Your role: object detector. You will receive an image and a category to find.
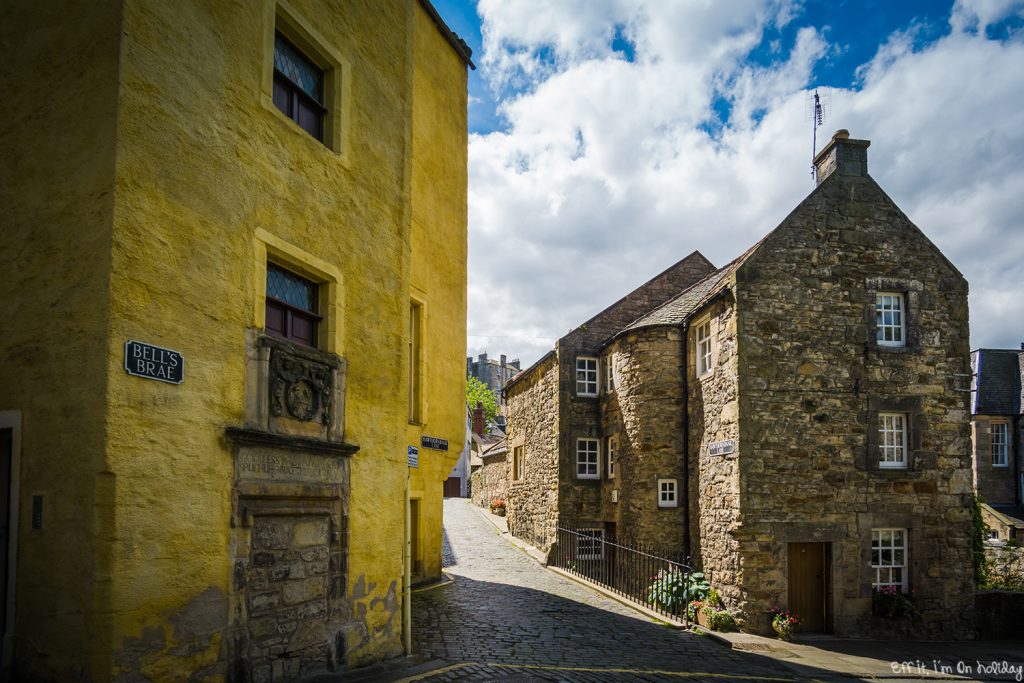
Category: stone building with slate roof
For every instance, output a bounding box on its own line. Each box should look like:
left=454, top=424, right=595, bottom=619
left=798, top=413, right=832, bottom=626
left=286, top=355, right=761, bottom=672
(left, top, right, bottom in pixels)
left=505, top=131, right=975, bottom=639
left=971, top=347, right=1024, bottom=543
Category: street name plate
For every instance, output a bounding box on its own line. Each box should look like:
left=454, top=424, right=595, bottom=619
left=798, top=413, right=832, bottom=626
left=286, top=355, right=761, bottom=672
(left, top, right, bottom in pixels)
left=421, top=436, right=448, bottom=451
left=407, top=446, right=419, bottom=468
left=124, top=340, right=184, bottom=384
left=708, top=439, right=735, bottom=456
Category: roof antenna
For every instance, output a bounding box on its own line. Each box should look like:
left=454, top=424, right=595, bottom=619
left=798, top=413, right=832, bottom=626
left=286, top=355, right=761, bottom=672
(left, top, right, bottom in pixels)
left=808, top=89, right=830, bottom=183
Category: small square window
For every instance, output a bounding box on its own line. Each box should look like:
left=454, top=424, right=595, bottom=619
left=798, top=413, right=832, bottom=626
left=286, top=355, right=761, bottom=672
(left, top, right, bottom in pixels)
left=576, top=357, right=598, bottom=396
left=577, top=528, right=604, bottom=560
left=696, top=321, right=712, bottom=376
left=878, top=413, right=908, bottom=469
left=992, top=423, right=1009, bottom=467
left=871, top=528, right=907, bottom=591
left=266, top=264, right=320, bottom=347
left=576, top=438, right=599, bottom=479
left=658, top=478, right=678, bottom=508
left=605, top=436, right=617, bottom=479
left=273, top=33, right=326, bottom=142
left=876, top=293, right=905, bottom=347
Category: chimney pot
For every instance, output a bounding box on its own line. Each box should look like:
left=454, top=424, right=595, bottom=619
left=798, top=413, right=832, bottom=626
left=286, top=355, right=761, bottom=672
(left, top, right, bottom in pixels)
left=472, top=402, right=486, bottom=435
left=833, top=129, right=850, bottom=140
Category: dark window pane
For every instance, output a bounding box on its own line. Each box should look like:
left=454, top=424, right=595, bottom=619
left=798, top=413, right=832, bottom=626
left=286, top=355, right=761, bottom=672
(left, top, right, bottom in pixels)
left=272, top=77, right=291, bottom=116
left=265, top=302, right=285, bottom=335
left=267, top=265, right=315, bottom=312
left=291, top=312, right=315, bottom=346
left=297, top=101, right=322, bottom=140
left=274, top=33, right=323, bottom=104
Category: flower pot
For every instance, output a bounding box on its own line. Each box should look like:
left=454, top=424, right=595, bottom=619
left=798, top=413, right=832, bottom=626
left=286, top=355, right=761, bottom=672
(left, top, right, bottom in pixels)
left=696, top=610, right=712, bottom=629
left=492, top=507, right=506, bottom=517
left=772, top=622, right=794, bottom=641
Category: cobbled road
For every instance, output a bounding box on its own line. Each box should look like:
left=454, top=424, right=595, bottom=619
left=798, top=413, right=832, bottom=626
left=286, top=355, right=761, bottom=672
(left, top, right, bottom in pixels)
left=407, top=499, right=824, bottom=683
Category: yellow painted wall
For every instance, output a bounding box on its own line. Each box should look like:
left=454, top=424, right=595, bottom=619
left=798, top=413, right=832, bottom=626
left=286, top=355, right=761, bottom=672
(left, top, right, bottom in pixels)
left=406, top=3, right=469, bottom=585
left=0, top=1, right=123, bottom=678
left=2, top=0, right=468, bottom=679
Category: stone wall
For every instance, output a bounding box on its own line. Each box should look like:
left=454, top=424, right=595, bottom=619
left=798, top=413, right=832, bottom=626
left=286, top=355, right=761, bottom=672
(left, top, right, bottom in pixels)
left=975, top=590, right=1024, bottom=639
left=472, top=452, right=509, bottom=509
left=732, top=141, right=974, bottom=639
left=603, top=328, right=688, bottom=556
left=972, top=416, right=1017, bottom=504
left=506, top=353, right=560, bottom=550
left=686, top=297, right=743, bottom=603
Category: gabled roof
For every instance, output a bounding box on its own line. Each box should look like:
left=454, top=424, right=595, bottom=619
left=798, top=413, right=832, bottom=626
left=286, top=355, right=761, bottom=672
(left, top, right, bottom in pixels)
left=972, top=348, right=1023, bottom=416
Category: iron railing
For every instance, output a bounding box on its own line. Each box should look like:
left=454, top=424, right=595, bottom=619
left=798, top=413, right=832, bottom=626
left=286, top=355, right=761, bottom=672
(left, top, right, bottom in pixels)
left=550, top=526, right=693, bottom=624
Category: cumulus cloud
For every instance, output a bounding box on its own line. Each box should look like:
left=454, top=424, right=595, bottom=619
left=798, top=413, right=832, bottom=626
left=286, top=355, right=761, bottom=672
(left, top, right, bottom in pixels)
left=467, top=1, right=1024, bottom=366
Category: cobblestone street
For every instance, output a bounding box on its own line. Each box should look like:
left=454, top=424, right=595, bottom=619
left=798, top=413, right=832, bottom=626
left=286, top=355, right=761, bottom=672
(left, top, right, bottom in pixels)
left=405, top=499, right=819, bottom=682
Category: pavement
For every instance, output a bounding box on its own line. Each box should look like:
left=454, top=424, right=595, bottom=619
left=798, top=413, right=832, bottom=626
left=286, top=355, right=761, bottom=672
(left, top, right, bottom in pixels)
left=317, top=499, right=1024, bottom=682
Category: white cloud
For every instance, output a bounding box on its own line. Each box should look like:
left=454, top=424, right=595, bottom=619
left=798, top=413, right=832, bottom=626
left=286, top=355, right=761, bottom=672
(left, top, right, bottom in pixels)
left=467, top=1, right=1024, bottom=366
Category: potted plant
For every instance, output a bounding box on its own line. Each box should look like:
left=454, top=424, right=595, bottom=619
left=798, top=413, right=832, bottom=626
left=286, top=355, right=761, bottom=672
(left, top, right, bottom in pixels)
left=489, top=498, right=506, bottom=516
left=770, top=606, right=800, bottom=640
left=692, top=589, right=738, bottom=631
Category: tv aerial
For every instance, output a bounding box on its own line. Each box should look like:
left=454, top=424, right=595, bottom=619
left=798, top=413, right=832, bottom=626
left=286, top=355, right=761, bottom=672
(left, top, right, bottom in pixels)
left=807, top=89, right=831, bottom=183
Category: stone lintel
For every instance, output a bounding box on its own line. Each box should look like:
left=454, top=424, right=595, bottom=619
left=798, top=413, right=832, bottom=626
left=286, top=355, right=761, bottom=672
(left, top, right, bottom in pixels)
left=226, top=426, right=359, bottom=457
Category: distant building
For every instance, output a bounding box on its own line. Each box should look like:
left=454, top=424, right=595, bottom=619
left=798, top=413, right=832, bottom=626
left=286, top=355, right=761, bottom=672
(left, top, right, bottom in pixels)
left=506, top=132, right=975, bottom=639
left=468, top=353, right=521, bottom=403
left=971, top=346, right=1024, bottom=543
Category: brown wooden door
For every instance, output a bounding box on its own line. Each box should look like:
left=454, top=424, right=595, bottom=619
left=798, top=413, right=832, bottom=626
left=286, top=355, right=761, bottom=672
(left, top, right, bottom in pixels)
left=788, top=542, right=828, bottom=633
left=443, top=477, right=461, bottom=498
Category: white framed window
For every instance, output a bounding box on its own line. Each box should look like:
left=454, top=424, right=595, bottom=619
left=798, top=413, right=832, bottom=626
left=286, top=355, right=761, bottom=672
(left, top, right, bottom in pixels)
left=576, top=357, right=598, bottom=396
left=658, top=478, right=678, bottom=508
left=576, top=438, right=600, bottom=479
left=992, top=422, right=1009, bottom=467
left=513, top=445, right=525, bottom=481
left=606, top=435, right=617, bottom=479
left=577, top=528, right=604, bottom=560
left=876, top=292, right=905, bottom=347
left=696, top=320, right=712, bottom=376
left=605, top=354, right=615, bottom=392
left=879, top=413, right=908, bottom=469
left=871, top=528, right=907, bottom=591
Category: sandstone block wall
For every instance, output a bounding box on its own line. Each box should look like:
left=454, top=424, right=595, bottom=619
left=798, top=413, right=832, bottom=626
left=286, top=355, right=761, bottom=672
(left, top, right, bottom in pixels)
left=506, top=354, right=560, bottom=550
left=732, top=167, right=974, bottom=639
left=472, top=454, right=509, bottom=509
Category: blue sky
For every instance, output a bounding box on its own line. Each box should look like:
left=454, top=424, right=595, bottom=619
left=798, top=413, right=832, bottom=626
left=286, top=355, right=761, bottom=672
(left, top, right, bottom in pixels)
left=433, top=0, right=1024, bottom=367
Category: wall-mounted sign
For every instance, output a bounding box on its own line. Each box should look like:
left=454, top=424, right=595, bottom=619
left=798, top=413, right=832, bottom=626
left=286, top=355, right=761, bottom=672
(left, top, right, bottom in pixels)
left=407, top=446, right=419, bottom=468
left=124, top=340, right=184, bottom=384
left=708, top=439, right=736, bottom=456
left=421, top=436, right=448, bottom=451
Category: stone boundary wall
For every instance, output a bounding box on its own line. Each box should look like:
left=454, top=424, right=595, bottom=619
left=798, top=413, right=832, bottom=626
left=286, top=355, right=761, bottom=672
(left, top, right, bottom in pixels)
left=975, top=590, right=1024, bottom=639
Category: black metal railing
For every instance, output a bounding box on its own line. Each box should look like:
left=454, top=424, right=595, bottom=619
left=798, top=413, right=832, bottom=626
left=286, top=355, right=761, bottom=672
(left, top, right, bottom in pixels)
left=550, top=526, right=693, bottom=624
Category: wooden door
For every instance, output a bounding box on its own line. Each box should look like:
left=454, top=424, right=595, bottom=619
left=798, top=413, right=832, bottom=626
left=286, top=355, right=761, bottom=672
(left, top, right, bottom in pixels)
left=788, top=542, right=828, bottom=633
left=443, top=477, right=461, bottom=498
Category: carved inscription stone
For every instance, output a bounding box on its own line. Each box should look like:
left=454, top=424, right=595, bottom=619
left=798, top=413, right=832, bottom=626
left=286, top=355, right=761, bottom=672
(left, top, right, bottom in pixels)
left=237, top=448, right=343, bottom=484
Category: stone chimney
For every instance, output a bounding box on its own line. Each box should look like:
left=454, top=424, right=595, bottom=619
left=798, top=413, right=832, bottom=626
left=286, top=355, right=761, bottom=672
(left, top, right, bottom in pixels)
left=472, top=401, right=486, bottom=435
left=814, top=129, right=870, bottom=185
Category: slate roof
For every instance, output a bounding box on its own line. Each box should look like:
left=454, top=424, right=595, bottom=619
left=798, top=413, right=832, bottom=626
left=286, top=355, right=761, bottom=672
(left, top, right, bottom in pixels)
left=616, top=239, right=764, bottom=337
left=973, top=349, right=1023, bottom=416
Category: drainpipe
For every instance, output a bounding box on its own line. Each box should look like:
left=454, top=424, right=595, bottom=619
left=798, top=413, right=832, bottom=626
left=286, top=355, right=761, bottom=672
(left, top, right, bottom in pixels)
left=404, top=469, right=412, bottom=655
left=680, top=320, right=691, bottom=562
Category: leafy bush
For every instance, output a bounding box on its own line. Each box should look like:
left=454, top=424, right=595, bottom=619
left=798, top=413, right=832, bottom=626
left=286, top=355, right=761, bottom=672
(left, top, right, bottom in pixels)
left=705, top=608, right=738, bottom=632
left=872, top=586, right=916, bottom=619
left=984, top=547, right=1024, bottom=591
left=648, top=569, right=709, bottom=611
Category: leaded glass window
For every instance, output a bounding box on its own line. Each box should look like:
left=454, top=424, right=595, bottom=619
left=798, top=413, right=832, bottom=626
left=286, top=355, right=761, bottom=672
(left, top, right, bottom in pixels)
left=272, top=33, right=326, bottom=141
left=266, top=264, right=319, bottom=347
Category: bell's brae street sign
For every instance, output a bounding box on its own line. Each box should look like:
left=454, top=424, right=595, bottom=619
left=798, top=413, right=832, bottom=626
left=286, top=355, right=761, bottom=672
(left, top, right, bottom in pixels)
left=124, top=340, right=184, bottom=384
left=421, top=436, right=448, bottom=451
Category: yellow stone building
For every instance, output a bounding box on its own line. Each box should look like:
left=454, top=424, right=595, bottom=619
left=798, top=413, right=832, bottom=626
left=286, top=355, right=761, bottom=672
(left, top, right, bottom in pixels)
left=0, top=0, right=470, bottom=680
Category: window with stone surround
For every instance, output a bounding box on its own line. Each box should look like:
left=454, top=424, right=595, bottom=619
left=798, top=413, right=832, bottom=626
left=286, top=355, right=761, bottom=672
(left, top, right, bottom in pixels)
left=875, top=292, right=905, bottom=348
left=273, top=32, right=326, bottom=142
left=604, top=354, right=615, bottom=392
left=658, top=478, right=678, bottom=508
left=871, top=528, right=907, bottom=591
left=696, top=319, right=712, bottom=376
left=576, top=438, right=599, bottom=479
left=408, top=300, right=423, bottom=424
left=878, top=413, right=908, bottom=469
left=266, top=263, right=320, bottom=347
left=513, top=445, right=525, bottom=481
left=576, top=357, right=598, bottom=396
left=606, top=435, right=617, bottom=479
left=577, top=528, right=604, bottom=560
left=992, top=422, right=1009, bottom=467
